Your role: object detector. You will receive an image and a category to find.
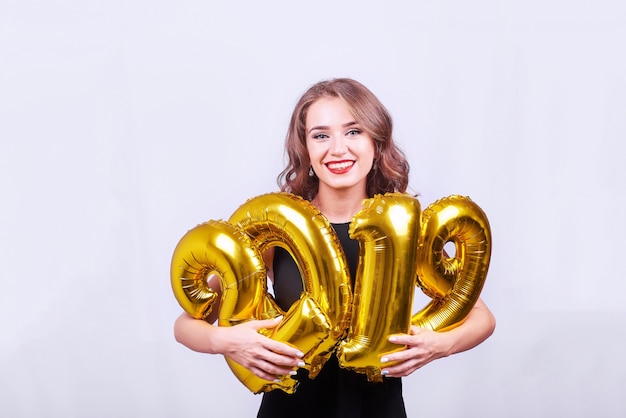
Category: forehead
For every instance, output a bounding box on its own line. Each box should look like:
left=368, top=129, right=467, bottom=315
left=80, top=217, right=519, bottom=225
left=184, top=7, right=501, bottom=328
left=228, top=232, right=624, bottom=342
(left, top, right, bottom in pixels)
left=305, top=97, right=356, bottom=127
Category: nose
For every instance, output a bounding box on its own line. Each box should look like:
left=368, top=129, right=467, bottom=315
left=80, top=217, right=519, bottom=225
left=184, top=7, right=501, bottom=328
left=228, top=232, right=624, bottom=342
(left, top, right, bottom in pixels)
left=330, top=136, right=347, bottom=156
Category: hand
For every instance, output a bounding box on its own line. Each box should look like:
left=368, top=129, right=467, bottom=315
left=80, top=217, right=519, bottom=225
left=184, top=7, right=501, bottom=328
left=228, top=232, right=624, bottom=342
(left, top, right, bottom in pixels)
left=380, top=325, right=450, bottom=378
left=215, top=317, right=305, bottom=381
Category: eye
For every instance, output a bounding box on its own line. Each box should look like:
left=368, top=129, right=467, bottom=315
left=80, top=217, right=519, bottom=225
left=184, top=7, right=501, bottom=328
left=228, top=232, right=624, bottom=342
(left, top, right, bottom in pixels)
left=312, top=133, right=329, bottom=140
left=346, top=129, right=361, bottom=136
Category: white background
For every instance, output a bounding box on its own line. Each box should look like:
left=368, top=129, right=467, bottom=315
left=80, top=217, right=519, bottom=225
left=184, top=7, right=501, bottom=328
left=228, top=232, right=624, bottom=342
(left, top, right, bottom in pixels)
left=1, top=1, right=625, bottom=417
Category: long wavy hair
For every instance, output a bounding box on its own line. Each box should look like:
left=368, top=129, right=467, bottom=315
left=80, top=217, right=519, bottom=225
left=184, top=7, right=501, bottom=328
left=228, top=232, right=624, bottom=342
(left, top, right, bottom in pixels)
left=277, top=78, right=410, bottom=201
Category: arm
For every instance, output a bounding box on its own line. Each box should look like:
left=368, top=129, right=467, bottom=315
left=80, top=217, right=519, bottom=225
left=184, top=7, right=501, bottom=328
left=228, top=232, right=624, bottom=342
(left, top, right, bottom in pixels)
left=380, top=297, right=496, bottom=378
left=173, top=272, right=304, bottom=382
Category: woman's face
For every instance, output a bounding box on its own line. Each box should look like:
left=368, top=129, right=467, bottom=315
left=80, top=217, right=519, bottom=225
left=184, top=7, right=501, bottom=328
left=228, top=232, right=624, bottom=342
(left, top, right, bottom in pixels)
left=305, top=97, right=376, bottom=197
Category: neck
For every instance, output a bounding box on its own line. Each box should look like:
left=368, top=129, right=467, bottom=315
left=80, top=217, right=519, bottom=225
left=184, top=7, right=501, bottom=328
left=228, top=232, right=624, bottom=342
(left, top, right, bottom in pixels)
left=312, top=187, right=368, bottom=223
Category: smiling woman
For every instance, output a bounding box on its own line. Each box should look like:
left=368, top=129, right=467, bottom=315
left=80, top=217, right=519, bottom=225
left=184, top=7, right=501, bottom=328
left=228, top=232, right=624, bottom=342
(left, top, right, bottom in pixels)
left=278, top=78, right=409, bottom=207
left=305, top=97, right=377, bottom=221
left=173, top=78, right=496, bottom=418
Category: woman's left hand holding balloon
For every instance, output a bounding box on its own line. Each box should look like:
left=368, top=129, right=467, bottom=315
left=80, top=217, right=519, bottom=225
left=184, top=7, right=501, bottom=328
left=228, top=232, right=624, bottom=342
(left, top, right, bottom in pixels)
left=380, top=298, right=495, bottom=378
left=379, top=325, right=451, bottom=378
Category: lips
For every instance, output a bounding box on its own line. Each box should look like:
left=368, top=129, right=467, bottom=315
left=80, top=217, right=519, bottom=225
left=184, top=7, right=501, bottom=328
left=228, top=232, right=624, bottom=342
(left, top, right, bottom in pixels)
left=325, top=160, right=354, bottom=174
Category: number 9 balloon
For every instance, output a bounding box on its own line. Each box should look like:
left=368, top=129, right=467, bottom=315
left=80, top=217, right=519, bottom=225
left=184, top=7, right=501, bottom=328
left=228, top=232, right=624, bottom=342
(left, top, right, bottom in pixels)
left=412, top=195, right=492, bottom=331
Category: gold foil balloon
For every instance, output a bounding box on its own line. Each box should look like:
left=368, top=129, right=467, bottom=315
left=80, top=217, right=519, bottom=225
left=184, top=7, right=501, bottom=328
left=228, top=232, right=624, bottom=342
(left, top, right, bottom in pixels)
left=337, top=193, right=421, bottom=381
left=171, top=192, right=491, bottom=393
left=170, top=216, right=330, bottom=394
left=228, top=192, right=352, bottom=379
left=170, top=220, right=266, bottom=320
left=412, top=195, right=492, bottom=331
left=227, top=294, right=332, bottom=394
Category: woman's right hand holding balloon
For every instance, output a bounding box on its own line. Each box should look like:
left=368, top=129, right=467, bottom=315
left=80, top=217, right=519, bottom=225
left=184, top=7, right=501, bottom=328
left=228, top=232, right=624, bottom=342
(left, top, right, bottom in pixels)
left=208, top=317, right=305, bottom=382
left=174, top=313, right=305, bottom=381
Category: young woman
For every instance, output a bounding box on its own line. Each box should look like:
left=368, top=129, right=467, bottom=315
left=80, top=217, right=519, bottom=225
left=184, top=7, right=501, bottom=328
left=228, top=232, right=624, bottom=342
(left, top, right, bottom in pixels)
left=174, top=78, right=496, bottom=418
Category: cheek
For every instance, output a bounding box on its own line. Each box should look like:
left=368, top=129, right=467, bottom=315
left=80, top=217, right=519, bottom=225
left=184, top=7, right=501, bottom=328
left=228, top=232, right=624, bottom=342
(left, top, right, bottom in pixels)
left=306, top=142, right=324, bottom=162
left=362, top=141, right=377, bottom=162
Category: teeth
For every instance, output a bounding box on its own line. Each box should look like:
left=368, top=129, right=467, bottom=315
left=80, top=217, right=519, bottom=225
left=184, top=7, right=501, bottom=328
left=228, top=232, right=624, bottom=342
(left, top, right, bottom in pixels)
left=327, top=161, right=353, bottom=170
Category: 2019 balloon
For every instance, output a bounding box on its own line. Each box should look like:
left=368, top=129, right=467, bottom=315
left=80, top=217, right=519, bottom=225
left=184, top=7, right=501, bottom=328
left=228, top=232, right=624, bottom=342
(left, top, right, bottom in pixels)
left=170, top=192, right=491, bottom=393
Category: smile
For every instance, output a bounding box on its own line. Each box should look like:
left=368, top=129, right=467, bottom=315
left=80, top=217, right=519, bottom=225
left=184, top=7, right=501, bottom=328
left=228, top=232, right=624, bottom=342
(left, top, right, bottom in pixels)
left=326, top=161, right=354, bottom=174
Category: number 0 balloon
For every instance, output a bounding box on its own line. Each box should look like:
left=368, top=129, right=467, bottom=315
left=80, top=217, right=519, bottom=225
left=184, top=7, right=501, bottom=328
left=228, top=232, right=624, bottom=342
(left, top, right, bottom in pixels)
left=228, top=192, right=352, bottom=383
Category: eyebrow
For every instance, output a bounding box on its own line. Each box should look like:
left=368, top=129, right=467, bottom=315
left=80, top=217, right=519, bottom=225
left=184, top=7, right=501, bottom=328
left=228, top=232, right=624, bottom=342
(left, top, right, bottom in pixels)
left=308, top=121, right=359, bottom=134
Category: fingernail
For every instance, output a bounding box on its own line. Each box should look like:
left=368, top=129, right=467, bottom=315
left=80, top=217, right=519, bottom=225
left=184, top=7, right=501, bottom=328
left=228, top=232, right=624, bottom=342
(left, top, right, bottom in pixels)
left=381, top=357, right=389, bottom=363
left=296, top=351, right=304, bottom=357
left=297, top=361, right=306, bottom=367
left=273, top=378, right=281, bottom=382
left=274, top=316, right=284, bottom=322
left=289, top=370, right=298, bottom=376
left=389, top=336, right=397, bottom=342
left=381, top=370, right=389, bottom=376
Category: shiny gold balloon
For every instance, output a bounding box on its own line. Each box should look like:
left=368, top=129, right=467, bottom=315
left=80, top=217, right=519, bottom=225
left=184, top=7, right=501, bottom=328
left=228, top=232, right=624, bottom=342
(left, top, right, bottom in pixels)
left=170, top=200, right=340, bottom=394
left=337, top=193, right=421, bottom=381
left=171, top=193, right=351, bottom=394
left=171, top=192, right=491, bottom=393
left=412, top=195, right=492, bottom=331
left=227, top=294, right=331, bottom=394
left=228, top=192, right=353, bottom=379
left=170, top=220, right=266, bottom=320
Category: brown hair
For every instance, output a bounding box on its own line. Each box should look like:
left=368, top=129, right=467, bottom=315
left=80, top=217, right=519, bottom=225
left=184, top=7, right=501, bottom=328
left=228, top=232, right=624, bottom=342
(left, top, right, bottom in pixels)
left=277, top=78, right=410, bottom=200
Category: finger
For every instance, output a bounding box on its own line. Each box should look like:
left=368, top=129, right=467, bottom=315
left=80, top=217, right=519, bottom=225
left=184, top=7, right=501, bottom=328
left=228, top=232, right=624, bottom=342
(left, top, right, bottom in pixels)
left=250, top=316, right=284, bottom=330
left=253, top=358, right=299, bottom=379
left=388, top=327, right=427, bottom=345
left=261, top=338, right=305, bottom=359
left=380, top=347, right=412, bottom=365
left=248, top=365, right=281, bottom=382
left=387, top=334, right=412, bottom=345
left=382, top=367, right=414, bottom=378
left=409, top=325, right=427, bottom=335
left=381, top=360, right=420, bottom=378
left=262, top=349, right=306, bottom=368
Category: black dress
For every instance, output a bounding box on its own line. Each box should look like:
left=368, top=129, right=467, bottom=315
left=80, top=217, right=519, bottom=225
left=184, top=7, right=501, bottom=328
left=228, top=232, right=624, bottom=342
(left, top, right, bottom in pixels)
left=257, top=222, right=407, bottom=418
